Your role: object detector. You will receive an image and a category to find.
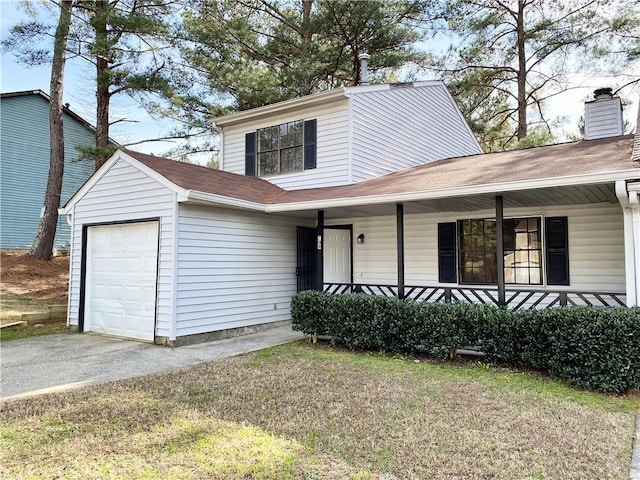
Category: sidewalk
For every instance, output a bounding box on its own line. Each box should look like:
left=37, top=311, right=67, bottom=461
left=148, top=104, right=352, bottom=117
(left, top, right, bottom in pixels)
left=1, top=323, right=305, bottom=400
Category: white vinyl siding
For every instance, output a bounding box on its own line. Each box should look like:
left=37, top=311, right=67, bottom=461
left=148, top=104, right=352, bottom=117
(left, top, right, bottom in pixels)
left=67, top=160, right=175, bottom=338
left=175, top=204, right=300, bottom=337
left=221, top=100, right=350, bottom=190
left=329, top=202, right=625, bottom=293
left=350, top=84, right=482, bottom=182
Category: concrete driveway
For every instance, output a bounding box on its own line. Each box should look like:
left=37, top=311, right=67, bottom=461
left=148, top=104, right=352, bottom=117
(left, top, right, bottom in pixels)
left=1, top=324, right=304, bottom=400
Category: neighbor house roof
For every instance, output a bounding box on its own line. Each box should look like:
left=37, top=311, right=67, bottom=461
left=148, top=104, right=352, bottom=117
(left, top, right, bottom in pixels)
left=0, top=89, right=120, bottom=146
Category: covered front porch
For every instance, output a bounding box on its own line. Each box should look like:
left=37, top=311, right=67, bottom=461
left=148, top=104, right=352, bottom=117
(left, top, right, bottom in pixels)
left=285, top=179, right=640, bottom=309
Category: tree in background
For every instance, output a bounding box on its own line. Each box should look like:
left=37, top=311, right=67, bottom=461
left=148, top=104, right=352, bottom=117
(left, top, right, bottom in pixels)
left=4, top=0, right=180, bottom=168
left=180, top=0, right=433, bottom=111
left=428, top=0, right=640, bottom=151
left=29, top=0, right=73, bottom=260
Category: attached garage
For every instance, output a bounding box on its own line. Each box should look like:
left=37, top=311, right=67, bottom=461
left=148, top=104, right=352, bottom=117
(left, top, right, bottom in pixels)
left=63, top=149, right=302, bottom=345
left=84, top=221, right=159, bottom=341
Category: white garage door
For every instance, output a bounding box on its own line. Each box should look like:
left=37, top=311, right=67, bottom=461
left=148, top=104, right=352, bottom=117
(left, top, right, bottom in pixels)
left=85, top=221, right=159, bottom=341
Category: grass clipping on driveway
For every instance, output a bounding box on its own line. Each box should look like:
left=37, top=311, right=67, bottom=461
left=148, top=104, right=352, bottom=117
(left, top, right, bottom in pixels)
left=1, top=342, right=638, bottom=480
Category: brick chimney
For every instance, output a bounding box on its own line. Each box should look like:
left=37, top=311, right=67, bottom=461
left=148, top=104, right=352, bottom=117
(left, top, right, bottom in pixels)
left=584, top=88, right=624, bottom=140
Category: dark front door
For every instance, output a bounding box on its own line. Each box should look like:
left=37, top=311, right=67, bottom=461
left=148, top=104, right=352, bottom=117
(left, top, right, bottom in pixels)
left=296, top=226, right=317, bottom=292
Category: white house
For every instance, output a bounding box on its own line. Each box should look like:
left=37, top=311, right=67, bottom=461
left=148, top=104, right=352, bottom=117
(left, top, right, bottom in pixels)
left=61, top=83, right=640, bottom=345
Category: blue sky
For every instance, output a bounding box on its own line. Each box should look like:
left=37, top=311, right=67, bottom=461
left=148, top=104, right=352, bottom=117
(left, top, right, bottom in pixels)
left=1, top=1, right=638, bottom=160
left=0, top=1, right=180, bottom=157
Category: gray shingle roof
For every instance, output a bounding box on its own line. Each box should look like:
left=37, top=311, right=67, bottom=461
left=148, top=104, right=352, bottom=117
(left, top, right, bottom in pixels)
left=125, top=134, right=637, bottom=207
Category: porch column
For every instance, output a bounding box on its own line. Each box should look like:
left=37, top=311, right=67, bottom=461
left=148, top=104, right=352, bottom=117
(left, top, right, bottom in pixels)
left=316, top=210, right=324, bottom=291
left=495, top=195, right=505, bottom=306
left=396, top=203, right=405, bottom=300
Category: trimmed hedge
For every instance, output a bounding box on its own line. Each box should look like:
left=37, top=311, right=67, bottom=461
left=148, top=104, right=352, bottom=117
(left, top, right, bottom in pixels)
left=291, top=291, right=640, bottom=393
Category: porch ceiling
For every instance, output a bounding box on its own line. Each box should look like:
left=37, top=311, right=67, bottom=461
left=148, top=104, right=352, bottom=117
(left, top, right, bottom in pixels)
left=276, top=182, right=619, bottom=220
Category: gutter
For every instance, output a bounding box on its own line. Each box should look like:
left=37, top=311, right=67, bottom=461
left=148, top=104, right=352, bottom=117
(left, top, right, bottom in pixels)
left=268, top=169, right=640, bottom=213
left=184, top=190, right=266, bottom=212
left=212, top=88, right=348, bottom=129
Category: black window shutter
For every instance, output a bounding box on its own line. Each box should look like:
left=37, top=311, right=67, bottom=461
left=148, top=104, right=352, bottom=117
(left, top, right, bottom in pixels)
left=304, top=119, right=317, bottom=170
left=245, top=132, right=256, bottom=176
left=545, top=216, right=569, bottom=285
left=438, top=222, right=457, bottom=283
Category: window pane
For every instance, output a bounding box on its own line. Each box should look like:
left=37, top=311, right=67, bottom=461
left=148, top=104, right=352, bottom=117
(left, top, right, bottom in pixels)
left=529, top=250, right=540, bottom=265
left=486, top=266, right=498, bottom=284
left=258, top=151, right=278, bottom=175
left=484, top=219, right=496, bottom=235
left=461, top=266, right=473, bottom=283
left=514, top=218, right=528, bottom=232
left=529, top=267, right=541, bottom=284
left=461, top=252, right=473, bottom=269
left=258, top=126, right=278, bottom=151
left=504, top=266, right=515, bottom=283
left=289, top=120, right=303, bottom=145
left=281, top=147, right=303, bottom=173
left=485, top=250, right=496, bottom=267
left=469, top=268, right=484, bottom=283
left=515, top=232, right=528, bottom=249
left=514, top=268, right=529, bottom=284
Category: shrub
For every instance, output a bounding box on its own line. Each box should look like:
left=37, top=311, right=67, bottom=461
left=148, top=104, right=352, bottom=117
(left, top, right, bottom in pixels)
left=290, top=292, right=640, bottom=393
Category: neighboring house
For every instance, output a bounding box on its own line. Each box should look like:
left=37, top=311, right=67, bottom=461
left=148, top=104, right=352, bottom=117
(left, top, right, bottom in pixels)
left=0, top=90, right=96, bottom=250
left=61, top=82, right=640, bottom=345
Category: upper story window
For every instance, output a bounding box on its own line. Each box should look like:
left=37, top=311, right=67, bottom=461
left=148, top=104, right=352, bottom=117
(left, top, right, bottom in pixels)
left=245, top=119, right=316, bottom=177
left=258, top=120, right=303, bottom=175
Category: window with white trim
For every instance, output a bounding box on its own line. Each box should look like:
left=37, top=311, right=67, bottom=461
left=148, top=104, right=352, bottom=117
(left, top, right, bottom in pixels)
left=457, top=217, right=542, bottom=285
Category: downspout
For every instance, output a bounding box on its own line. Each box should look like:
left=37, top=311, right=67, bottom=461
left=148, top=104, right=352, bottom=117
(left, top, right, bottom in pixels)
left=628, top=189, right=640, bottom=306
left=615, top=180, right=637, bottom=306
left=65, top=205, right=74, bottom=328
left=218, top=129, right=224, bottom=171
left=170, top=193, right=179, bottom=342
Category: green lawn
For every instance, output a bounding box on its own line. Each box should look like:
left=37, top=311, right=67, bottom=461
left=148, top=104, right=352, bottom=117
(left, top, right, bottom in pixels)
left=1, top=341, right=638, bottom=479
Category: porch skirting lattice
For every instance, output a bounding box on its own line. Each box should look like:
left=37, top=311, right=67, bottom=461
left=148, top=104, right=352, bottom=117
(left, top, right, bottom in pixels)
left=323, top=283, right=626, bottom=310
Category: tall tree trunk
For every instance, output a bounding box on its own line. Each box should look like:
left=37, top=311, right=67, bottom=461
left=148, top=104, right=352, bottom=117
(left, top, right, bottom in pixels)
left=94, top=0, right=110, bottom=169
left=300, top=0, right=314, bottom=95
left=29, top=0, right=73, bottom=260
left=516, top=0, right=527, bottom=140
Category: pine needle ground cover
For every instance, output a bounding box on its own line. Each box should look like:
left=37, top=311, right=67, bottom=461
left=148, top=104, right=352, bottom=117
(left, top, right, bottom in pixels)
left=1, top=341, right=638, bottom=479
